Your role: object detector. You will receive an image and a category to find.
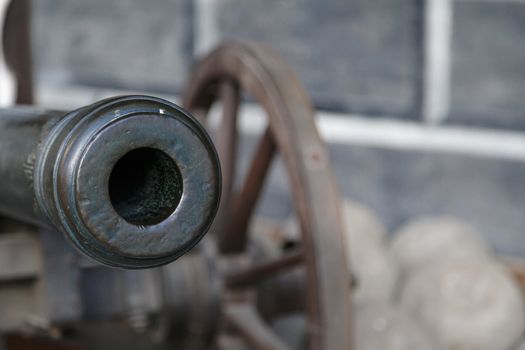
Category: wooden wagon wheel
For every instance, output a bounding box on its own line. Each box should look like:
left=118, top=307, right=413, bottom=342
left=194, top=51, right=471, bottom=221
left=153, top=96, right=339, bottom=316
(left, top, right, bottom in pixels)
left=183, top=42, right=352, bottom=350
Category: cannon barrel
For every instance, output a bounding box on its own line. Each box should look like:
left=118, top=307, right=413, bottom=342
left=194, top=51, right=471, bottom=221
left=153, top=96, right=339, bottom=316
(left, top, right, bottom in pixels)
left=0, top=95, right=221, bottom=268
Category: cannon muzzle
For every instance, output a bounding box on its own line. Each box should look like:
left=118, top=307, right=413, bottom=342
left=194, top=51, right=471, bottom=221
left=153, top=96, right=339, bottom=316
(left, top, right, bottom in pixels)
left=0, top=95, right=221, bottom=268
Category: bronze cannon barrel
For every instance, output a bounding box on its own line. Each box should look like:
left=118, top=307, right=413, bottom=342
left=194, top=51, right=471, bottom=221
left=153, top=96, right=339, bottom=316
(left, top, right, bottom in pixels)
left=0, top=95, right=221, bottom=268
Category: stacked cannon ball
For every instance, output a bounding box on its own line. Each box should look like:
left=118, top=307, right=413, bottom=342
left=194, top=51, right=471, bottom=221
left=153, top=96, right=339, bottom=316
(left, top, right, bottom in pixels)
left=336, top=200, right=525, bottom=350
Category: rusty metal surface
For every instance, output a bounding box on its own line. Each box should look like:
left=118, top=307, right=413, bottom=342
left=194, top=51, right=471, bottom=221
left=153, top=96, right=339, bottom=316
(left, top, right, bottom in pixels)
left=184, top=42, right=352, bottom=350
left=0, top=96, right=221, bottom=268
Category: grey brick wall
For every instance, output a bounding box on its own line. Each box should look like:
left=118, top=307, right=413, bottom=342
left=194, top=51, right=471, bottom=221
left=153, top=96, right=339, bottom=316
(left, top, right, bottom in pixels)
left=30, top=1, right=525, bottom=258
left=450, top=1, right=525, bottom=129
left=33, top=0, right=193, bottom=92
left=32, top=0, right=424, bottom=117
left=32, top=0, right=525, bottom=129
left=213, top=0, right=422, bottom=118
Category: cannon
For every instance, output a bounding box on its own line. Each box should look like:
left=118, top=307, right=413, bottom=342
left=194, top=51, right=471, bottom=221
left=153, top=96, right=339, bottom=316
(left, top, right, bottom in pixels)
left=0, top=96, right=221, bottom=268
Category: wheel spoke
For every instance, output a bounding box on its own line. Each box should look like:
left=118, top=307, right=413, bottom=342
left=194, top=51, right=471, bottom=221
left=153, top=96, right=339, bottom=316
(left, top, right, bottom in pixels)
left=225, top=250, right=303, bottom=289
left=217, top=80, right=239, bottom=200
left=224, top=303, right=290, bottom=350
left=219, top=127, right=276, bottom=253
left=213, top=80, right=240, bottom=233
